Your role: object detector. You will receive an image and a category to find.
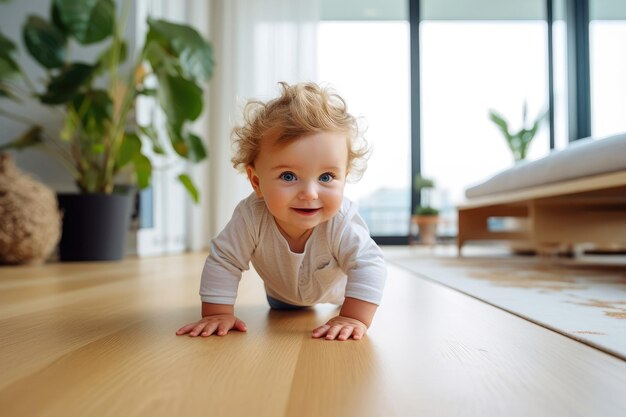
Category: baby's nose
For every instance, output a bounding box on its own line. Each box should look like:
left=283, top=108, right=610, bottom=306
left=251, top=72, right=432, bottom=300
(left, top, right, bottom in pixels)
left=298, top=181, right=318, bottom=200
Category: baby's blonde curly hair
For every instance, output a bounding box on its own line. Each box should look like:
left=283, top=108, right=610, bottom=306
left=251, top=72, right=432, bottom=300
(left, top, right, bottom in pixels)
left=231, top=82, right=369, bottom=181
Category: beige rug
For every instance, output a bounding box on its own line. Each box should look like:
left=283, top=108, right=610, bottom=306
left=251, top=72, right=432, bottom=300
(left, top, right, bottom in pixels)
left=385, top=250, right=626, bottom=360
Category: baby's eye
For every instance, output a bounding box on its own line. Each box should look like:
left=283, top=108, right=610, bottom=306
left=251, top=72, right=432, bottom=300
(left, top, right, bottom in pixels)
left=279, top=171, right=297, bottom=182
left=319, top=172, right=335, bottom=183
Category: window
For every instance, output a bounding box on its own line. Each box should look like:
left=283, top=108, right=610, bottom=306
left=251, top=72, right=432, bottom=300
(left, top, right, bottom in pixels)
left=318, top=0, right=611, bottom=243
left=590, top=0, right=626, bottom=137
left=420, top=0, right=550, bottom=234
left=317, top=1, right=411, bottom=238
left=552, top=0, right=570, bottom=150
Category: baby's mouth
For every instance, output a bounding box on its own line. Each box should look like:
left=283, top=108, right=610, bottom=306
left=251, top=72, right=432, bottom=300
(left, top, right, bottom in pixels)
left=292, top=207, right=322, bottom=216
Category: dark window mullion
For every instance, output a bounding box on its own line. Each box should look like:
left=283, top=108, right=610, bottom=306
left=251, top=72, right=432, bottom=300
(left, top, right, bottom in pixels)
left=409, top=0, right=421, bottom=216
left=547, top=0, right=556, bottom=150
left=567, top=0, right=592, bottom=140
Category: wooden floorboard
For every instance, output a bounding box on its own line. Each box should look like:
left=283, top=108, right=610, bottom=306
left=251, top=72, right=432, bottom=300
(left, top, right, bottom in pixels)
left=0, top=251, right=625, bottom=417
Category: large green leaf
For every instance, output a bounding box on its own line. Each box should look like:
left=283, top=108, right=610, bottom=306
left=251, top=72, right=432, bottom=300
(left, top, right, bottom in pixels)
left=50, top=2, right=68, bottom=37
left=116, top=132, right=142, bottom=169
left=166, top=122, right=187, bottom=158
left=156, top=69, right=203, bottom=125
left=166, top=123, right=207, bottom=162
left=0, top=126, right=43, bottom=151
left=22, top=16, right=66, bottom=69
left=73, top=89, right=113, bottom=139
left=0, top=34, right=21, bottom=96
left=139, top=125, right=165, bottom=155
left=146, top=17, right=214, bottom=83
left=177, top=173, right=199, bottom=204
left=183, top=133, right=207, bottom=163
left=143, top=42, right=179, bottom=78
left=40, top=63, right=96, bottom=104
left=53, top=0, right=114, bottom=45
left=132, top=153, right=152, bottom=189
left=0, top=31, right=21, bottom=80
left=0, top=32, right=18, bottom=59
left=0, top=56, right=20, bottom=81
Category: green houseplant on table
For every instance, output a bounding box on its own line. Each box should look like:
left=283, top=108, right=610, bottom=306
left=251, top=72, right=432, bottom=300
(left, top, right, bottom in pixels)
left=412, top=175, right=439, bottom=245
left=0, top=0, right=214, bottom=261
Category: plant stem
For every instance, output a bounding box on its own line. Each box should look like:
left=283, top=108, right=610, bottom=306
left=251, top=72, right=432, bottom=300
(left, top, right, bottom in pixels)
left=41, top=141, right=79, bottom=179
left=101, top=0, right=134, bottom=192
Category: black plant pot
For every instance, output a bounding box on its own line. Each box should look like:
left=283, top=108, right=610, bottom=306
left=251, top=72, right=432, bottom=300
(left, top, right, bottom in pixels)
left=57, top=193, right=133, bottom=261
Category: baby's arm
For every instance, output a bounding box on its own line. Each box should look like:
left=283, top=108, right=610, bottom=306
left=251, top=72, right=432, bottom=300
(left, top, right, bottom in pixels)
left=176, top=302, right=247, bottom=337
left=312, top=297, right=378, bottom=341
left=178, top=199, right=258, bottom=338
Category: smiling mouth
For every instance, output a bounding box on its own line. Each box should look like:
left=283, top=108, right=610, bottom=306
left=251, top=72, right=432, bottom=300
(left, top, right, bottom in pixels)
left=292, top=208, right=322, bottom=216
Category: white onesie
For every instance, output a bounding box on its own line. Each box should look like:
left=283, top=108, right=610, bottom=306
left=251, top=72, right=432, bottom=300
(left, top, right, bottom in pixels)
left=199, top=193, right=387, bottom=306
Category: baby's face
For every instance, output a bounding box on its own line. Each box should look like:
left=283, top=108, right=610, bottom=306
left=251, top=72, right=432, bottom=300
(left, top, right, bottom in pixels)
left=246, top=131, right=348, bottom=240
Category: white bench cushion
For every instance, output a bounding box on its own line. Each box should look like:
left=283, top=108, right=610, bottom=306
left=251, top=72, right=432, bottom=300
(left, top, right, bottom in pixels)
left=465, top=132, right=626, bottom=199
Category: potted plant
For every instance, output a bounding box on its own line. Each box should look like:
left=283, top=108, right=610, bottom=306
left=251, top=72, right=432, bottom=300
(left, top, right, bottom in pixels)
left=0, top=0, right=213, bottom=261
left=488, top=102, right=546, bottom=162
left=412, top=175, right=439, bottom=245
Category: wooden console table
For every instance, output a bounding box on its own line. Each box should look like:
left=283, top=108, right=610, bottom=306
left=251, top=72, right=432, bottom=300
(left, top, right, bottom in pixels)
left=457, top=170, right=626, bottom=255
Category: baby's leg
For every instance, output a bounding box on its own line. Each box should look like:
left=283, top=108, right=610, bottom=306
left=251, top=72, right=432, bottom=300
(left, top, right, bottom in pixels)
left=266, top=295, right=309, bottom=310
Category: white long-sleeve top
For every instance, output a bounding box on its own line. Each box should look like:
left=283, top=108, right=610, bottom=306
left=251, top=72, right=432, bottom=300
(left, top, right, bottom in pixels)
left=199, top=193, right=387, bottom=306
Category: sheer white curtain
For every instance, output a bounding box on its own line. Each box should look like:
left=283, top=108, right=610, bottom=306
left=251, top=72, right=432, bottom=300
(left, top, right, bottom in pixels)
left=134, top=0, right=191, bottom=256
left=186, top=0, right=320, bottom=250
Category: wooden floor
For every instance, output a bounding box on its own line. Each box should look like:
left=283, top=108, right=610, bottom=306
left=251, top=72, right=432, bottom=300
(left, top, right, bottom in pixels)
left=1, top=249, right=625, bottom=417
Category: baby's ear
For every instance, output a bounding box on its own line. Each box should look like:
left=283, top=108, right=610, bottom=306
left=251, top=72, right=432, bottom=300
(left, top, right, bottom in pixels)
left=246, top=165, right=262, bottom=197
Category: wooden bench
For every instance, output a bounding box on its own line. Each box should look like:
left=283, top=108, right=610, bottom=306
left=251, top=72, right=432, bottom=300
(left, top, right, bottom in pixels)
left=457, top=170, right=626, bottom=255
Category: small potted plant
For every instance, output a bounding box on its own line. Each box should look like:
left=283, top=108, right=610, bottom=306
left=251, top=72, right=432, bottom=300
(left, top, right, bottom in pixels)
left=0, top=0, right=214, bottom=260
left=412, top=175, right=439, bottom=244
left=488, top=102, right=546, bottom=162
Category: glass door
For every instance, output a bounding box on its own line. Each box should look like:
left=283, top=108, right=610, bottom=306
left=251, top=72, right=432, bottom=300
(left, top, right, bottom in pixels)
left=590, top=0, right=626, bottom=137
left=419, top=0, right=551, bottom=235
left=317, top=1, right=411, bottom=241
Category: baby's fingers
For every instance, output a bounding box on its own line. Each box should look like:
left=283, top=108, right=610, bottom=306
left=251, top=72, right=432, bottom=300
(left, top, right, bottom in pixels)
left=176, top=322, right=200, bottom=336
left=337, top=326, right=354, bottom=341
left=189, top=322, right=211, bottom=337
left=233, top=319, right=248, bottom=332
left=352, top=326, right=366, bottom=340
left=200, top=322, right=219, bottom=337
left=324, top=325, right=343, bottom=340
left=312, top=324, right=330, bottom=338
left=216, top=322, right=232, bottom=336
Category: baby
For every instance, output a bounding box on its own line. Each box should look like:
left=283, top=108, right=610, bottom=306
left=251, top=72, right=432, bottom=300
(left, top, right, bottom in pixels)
left=176, top=82, right=387, bottom=341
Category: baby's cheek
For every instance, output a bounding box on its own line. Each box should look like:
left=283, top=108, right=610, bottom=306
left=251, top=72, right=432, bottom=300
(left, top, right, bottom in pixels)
left=326, top=191, right=345, bottom=215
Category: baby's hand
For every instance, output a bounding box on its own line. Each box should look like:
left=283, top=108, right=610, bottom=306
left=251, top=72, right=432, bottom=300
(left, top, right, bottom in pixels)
left=176, top=314, right=247, bottom=337
left=311, top=315, right=367, bottom=341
